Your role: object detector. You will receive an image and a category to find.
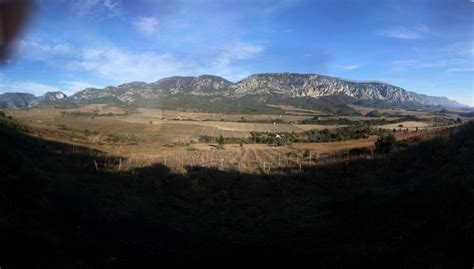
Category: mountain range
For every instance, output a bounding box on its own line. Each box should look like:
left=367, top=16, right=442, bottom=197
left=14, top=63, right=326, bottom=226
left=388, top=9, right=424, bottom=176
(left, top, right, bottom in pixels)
left=0, top=73, right=467, bottom=113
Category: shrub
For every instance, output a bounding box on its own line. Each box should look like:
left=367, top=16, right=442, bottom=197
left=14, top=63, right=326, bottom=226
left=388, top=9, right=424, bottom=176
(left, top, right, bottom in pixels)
left=349, top=147, right=372, bottom=156
left=375, top=134, right=396, bottom=154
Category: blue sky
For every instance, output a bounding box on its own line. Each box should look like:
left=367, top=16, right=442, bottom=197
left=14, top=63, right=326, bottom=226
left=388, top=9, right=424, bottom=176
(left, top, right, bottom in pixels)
left=0, top=0, right=473, bottom=105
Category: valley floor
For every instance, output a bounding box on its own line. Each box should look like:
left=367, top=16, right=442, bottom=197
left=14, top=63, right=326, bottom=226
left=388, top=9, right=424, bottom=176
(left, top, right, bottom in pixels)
left=0, top=109, right=472, bottom=268
left=5, top=106, right=459, bottom=174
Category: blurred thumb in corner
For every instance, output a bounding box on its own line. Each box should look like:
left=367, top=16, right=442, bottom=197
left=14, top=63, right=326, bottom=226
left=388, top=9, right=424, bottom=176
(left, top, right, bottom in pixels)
left=0, top=0, right=32, bottom=63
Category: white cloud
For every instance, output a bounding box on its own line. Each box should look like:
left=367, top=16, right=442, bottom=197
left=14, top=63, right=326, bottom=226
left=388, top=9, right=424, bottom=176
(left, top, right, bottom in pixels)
left=72, top=0, right=120, bottom=17
left=103, top=0, right=119, bottom=12
left=133, top=16, right=159, bottom=37
left=0, top=81, right=61, bottom=96
left=380, top=28, right=421, bottom=39
left=73, top=47, right=191, bottom=83
left=224, top=42, right=265, bottom=59
left=379, top=25, right=429, bottom=40
left=72, top=42, right=264, bottom=83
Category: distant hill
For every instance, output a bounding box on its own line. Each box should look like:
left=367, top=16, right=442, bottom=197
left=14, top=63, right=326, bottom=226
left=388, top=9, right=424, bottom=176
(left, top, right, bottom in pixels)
left=0, top=91, right=67, bottom=108
left=0, top=92, right=36, bottom=108
left=0, top=73, right=467, bottom=113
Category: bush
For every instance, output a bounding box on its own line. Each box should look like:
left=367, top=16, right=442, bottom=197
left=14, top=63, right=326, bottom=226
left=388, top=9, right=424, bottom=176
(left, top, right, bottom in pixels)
left=217, top=135, right=225, bottom=149
left=274, top=136, right=291, bottom=146
left=375, top=134, right=396, bottom=154
left=303, top=149, right=311, bottom=158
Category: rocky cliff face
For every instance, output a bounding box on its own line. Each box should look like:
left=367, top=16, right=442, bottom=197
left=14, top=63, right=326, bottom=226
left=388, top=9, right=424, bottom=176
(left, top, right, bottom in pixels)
left=31, top=91, right=67, bottom=106
left=229, top=73, right=460, bottom=107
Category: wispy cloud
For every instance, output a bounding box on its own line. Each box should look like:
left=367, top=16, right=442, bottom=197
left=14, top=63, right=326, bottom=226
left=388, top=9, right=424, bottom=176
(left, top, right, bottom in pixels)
left=208, top=42, right=265, bottom=80
left=336, top=64, right=360, bottom=71
left=59, top=81, right=104, bottom=95
left=133, top=16, right=159, bottom=37
left=213, top=42, right=264, bottom=68
left=378, top=25, right=429, bottom=39
left=0, top=79, right=103, bottom=97
left=71, top=0, right=121, bottom=17
left=449, top=94, right=474, bottom=107
left=18, top=40, right=72, bottom=61
left=445, top=67, right=474, bottom=73
left=393, top=59, right=419, bottom=68
left=392, top=59, right=444, bottom=69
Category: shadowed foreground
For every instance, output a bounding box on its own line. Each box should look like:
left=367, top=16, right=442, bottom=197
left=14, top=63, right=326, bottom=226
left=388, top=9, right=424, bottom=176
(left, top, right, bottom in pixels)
left=1, top=117, right=473, bottom=268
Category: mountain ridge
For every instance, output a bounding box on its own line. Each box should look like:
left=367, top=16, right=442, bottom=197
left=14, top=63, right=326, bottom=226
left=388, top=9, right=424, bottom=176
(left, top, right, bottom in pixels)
left=0, top=73, right=467, bottom=111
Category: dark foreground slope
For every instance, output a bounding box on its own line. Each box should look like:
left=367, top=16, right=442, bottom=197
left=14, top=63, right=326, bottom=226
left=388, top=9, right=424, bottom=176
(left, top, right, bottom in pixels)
left=0, top=114, right=473, bottom=268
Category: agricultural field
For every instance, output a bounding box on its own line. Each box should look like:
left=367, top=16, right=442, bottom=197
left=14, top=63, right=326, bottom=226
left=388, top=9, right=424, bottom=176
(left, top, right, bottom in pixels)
left=136, top=107, right=317, bottom=122
left=5, top=105, right=462, bottom=174
left=374, top=121, right=431, bottom=131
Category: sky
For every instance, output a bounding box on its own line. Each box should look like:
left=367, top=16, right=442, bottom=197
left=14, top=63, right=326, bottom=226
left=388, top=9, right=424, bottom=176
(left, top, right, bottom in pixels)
left=0, top=0, right=473, bottom=106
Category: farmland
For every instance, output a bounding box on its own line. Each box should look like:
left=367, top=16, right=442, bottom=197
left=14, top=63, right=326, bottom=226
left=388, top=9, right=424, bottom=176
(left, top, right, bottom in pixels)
left=4, top=105, right=464, bottom=174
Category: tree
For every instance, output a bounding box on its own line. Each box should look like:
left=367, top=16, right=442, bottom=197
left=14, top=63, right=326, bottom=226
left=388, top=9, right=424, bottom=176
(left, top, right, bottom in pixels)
left=375, top=134, right=396, bottom=154
left=217, top=135, right=225, bottom=149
